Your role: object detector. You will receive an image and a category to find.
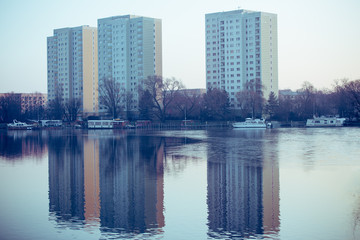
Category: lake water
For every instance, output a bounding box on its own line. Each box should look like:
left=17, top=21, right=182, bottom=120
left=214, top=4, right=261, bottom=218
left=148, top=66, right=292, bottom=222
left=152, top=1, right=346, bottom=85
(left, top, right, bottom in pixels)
left=0, top=128, right=360, bottom=240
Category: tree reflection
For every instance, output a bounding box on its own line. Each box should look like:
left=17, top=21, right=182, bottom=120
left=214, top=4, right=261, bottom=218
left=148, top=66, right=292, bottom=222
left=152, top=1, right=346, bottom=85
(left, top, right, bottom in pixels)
left=0, top=131, right=47, bottom=161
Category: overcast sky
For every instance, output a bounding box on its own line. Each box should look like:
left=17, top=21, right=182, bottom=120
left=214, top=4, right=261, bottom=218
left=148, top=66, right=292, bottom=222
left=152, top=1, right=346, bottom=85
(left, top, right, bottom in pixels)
left=0, top=0, right=359, bottom=93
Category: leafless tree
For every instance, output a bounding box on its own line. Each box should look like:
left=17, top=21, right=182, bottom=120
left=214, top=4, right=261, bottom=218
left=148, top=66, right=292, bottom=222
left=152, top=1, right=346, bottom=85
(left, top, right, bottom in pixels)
left=202, top=87, right=230, bottom=120
left=171, top=90, right=203, bottom=120
left=343, top=79, right=360, bottom=116
left=47, top=88, right=65, bottom=120
left=332, top=79, right=360, bottom=118
left=64, top=98, right=82, bottom=122
left=138, top=89, right=155, bottom=120
left=236, top=80, right=265, bottom=118
left=141, top=76, right=184, bottom=122
left=98, top=77, right=124, bottom=119
left=0, top=92, right=22, bottom=122
left=296, top=81, right=316, bottom=119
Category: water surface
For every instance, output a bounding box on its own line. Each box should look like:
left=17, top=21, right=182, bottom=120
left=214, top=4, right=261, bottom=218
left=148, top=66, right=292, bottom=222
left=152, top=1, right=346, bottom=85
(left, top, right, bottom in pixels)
left=0, top=128, right=360, bottom=239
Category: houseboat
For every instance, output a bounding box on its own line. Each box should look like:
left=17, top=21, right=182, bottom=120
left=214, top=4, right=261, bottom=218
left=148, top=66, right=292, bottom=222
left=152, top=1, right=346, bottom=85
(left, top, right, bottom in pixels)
left=306, top=116, right=346, bottom=127
left=39, top=120, right=62, bottom=127
left=232, top=118, right=267, bottom=128
left=88, top=119, right=128, bottom=129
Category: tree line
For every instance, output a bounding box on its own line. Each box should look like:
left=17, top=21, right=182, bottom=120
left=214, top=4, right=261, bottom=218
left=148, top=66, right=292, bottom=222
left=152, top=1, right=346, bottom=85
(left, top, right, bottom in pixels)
left=98, top=76, right=360, bottom=122
left=1, top=77, right=359, bottom=123
left=0, top=92, right=81, bottom=123
left=274, top=79, right=360, bottom=121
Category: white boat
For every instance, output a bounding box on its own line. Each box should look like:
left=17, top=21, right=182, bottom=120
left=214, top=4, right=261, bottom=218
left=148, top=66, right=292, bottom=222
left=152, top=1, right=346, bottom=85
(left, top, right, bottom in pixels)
left=7, top=120, right=33, bottom=130
left=306, top=116, right=346, bottom=127
left=232, top=118, right=267, bottom=128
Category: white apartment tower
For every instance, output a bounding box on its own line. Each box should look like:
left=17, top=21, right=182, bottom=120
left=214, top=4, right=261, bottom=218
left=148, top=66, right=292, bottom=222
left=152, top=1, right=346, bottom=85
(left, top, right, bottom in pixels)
left=205, top=10, right=278, bottom=109
left=47, top=26, right=98, bottom=114
left=97, top=15, right=162, bottom=112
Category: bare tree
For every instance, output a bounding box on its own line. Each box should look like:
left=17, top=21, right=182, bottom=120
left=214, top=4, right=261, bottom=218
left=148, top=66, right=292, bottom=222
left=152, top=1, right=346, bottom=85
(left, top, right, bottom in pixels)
left=343, top=79, right=360, bottom=117
left=332, top=79, right=360, bottom=118
left=201, top=88, right=230, bottom=120
left=141, top=76, right=184, bottom=122
left=47, top=87, right=66, bottom=120
left=236, top=80, right=265, bottom=118
left=99, top=77, right=124, bottom=119
left=138, top=89, right=154, bottom=120
left=0, top=93, right=22, bottom=122
left=171, top=90, right=203, bottom=120
left=64, top=98, right=82, bottom=122
left=296, top=81, right=316, bottom=119
left=124, top=91, right=135, bottom=120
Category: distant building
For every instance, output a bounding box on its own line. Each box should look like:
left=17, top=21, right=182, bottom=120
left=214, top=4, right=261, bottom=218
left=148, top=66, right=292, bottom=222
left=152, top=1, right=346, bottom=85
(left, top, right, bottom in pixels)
left=47, top=26, right=98, bottom=115
left=0, top=92, right=47, bottom=113
left=178, top=88, right=206, bottom=97
left=279, top=89, right=300, bottom=101
left=205, top=9, right=278, bottom=109
left=20, top=93, right=47, bottom=113
left=97, top=15, right=162, bottom=113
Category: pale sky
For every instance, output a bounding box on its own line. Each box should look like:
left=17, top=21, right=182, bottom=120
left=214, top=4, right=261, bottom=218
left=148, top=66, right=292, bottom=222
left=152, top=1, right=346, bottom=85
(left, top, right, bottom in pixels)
left=0, top=0, right=359, bottom=93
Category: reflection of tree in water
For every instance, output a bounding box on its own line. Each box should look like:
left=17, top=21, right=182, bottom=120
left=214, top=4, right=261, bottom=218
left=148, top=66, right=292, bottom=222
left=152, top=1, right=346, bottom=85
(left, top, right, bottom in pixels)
left=163, top=137, right=203, bottom=175
left=0, top=131, right=47, bottom=161
left=164, top=154, right=202, bottom=175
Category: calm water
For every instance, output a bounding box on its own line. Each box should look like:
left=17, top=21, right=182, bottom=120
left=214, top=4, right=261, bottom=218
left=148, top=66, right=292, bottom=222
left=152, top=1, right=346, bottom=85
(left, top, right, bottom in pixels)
left=0, top=128, right=360, bottom=240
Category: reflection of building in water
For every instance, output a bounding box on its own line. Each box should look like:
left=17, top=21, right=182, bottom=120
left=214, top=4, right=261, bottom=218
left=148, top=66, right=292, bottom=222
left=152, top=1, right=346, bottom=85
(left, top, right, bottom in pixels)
left=99, top=136, right=164, bottom=233
left=0, top=131, right=48, bottom=160
left=48, top=135, right=85, bottom=223
left=207, top=131, right=279, bottom=238
left=83, top=138, right=100, bottom=228
left=48, top=134, right=165, bottom=234
left=207, top=159, right=263, bottom=237
left=262, top=138, right=280, bottom=235
left=48, top=134, right=101, bottom=229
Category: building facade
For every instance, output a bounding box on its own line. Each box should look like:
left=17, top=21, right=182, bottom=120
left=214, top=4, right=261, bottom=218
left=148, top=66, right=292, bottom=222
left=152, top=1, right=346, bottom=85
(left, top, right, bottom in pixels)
left=47, top=26, right=98, bottom=115
left=0, top=92, right=47, bottom=113
left=97, top=15, right=162, bottom=113
left=205, top=9, right=278, bottom=109
left=20, top=93, right=47, bottom=113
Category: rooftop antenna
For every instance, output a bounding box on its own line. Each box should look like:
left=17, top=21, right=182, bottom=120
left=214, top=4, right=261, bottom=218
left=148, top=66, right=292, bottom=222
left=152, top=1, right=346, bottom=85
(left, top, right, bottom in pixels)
left=238, top=0, right=243, bottom=10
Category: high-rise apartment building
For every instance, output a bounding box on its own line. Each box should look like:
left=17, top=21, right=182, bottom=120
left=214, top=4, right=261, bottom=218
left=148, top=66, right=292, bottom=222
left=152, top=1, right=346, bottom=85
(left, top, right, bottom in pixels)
left=205, top=10, right=278, bottom=109
left=97, top=15, right=162, bottom=113
left=47, top=26, right=98, bottom=114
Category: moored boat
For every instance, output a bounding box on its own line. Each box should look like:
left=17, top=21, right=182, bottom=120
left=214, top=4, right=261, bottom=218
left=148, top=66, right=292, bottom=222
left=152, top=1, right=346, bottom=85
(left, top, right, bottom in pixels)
left=88, top=119, right=129, bottom=129
left=232, top=118, right=267, bottom=128
left=306, top=116, right=346, bottom=127
left=7, top=120, right=33, bottom=130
